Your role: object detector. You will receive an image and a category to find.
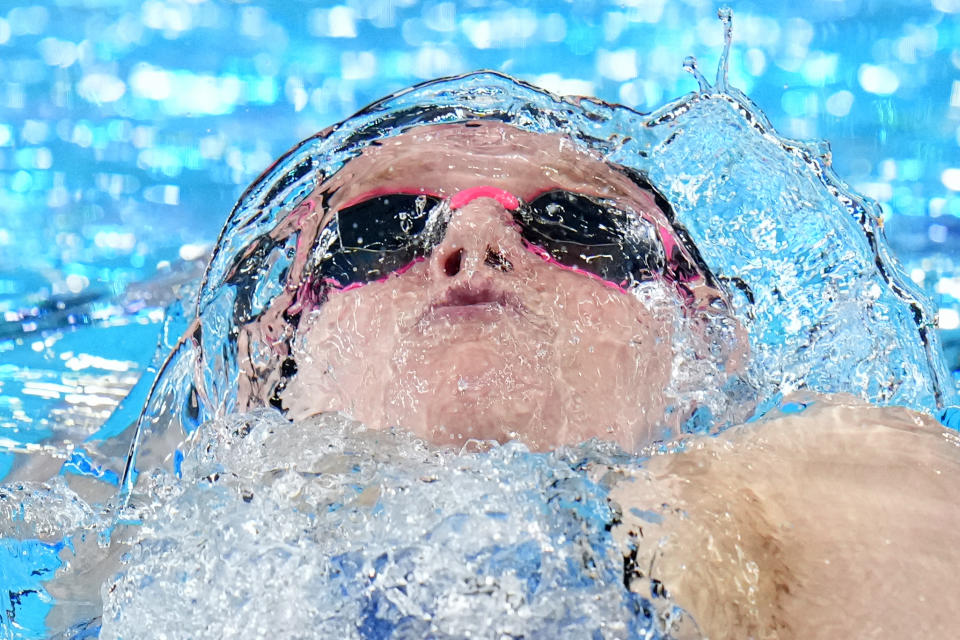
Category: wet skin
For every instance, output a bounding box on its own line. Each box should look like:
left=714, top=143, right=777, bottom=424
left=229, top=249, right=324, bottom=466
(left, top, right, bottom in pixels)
left=242, top=122, right=729, bottom=451
left=610, top=399, right=960, bottom=639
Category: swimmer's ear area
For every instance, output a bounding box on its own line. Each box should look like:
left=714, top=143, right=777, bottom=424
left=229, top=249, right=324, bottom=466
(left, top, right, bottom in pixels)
left=614, top=166, right=751, bottom=372
left=682, top=283, right=751, bottom=374
left=216, top=236, right=306, bottom=416
left=232, top=291, right=305, bottom=416
left=213, top=186, right=350, bottom=417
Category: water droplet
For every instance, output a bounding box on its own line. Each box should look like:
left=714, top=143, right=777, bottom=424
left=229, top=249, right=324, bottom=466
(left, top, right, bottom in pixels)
left=717, top=6, right=732, bottom=26
left=682, top=56, right=711, bottom=93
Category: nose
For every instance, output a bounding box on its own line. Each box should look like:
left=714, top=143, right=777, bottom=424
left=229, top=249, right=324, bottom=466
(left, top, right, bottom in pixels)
left=432, top=186, right=524, bottom=279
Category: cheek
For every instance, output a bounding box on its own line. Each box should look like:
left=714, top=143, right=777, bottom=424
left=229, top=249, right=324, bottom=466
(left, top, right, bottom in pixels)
left=551, top=281, right=674, bottom=387
left=282, top=281, right=418, bottom=417
left=307, top=280, right=420, bottom=350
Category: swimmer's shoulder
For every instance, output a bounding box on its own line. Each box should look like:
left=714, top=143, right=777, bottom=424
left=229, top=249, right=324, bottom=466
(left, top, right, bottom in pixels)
left=610, top=397, right=960, bottom=639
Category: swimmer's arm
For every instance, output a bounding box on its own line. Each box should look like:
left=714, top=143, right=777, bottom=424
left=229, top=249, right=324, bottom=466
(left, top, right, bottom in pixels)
left=610, top=401, right=960, bottom=640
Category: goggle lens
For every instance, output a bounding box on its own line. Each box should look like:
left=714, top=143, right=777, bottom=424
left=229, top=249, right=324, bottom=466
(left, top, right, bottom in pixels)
left=313, top=189, right=673, bottom=289
left=320, top=193, right=441, bottom=285
left=520, top=190, right=664, bottom=287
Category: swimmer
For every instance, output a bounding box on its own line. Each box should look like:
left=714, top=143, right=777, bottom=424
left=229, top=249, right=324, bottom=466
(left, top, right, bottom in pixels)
left=126, top=73, right=960, bottom=637
left=232, top=121, right=742, bottom=451
left=200, top=119, right=959, bottom=638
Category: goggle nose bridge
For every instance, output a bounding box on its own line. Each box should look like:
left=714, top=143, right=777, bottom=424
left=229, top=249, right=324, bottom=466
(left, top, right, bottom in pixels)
left=448, top=185, right=521, bottom=211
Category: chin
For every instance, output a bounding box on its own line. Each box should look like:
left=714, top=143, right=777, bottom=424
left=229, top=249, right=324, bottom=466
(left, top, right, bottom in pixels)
left=419, top=420, right=513, bottom=446
left=403, top=393, right=545, bottom=447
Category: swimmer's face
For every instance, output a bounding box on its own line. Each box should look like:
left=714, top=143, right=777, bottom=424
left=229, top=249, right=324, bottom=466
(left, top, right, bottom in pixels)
left=243, top=122, right=730, bottom=450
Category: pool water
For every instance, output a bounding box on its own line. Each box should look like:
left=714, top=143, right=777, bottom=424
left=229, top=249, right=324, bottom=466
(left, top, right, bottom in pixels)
left=1, top=1, right=959, bottom=638
left=103, top=413, right=683, bottom=639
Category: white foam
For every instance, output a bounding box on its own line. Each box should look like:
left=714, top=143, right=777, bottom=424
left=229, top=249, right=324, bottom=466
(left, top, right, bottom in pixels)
left=99, top=411, right=684, bottom=639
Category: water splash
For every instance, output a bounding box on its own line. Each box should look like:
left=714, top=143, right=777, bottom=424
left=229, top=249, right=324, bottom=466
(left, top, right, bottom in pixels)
left=682, top=56, right=709, bottom=93
left=715, top=7, right=733, bottom=92
left=682, top=7, right=733, bottom=94
left=4, top=10, right=957, bottom=637
left=114, top=9, right=956, bottom=499
left=100, top=412, right=690, bottom=640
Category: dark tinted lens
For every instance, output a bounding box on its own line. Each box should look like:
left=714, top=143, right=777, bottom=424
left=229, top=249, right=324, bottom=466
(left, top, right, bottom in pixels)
left=316, top=194, right=441, bottom=287
left=522, top=191, right=664, bottom=285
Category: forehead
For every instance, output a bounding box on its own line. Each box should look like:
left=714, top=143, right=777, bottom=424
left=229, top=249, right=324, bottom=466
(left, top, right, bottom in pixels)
left=319, top=121, right=665, bottom=219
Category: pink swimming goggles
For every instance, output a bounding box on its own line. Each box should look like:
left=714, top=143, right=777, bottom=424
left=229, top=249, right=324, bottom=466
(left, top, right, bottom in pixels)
left=310, top=183, right=707, bottom=292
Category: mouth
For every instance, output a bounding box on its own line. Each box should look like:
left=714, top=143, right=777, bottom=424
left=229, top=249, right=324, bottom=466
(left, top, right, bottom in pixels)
left=419, top=284, right=525, bottom=326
